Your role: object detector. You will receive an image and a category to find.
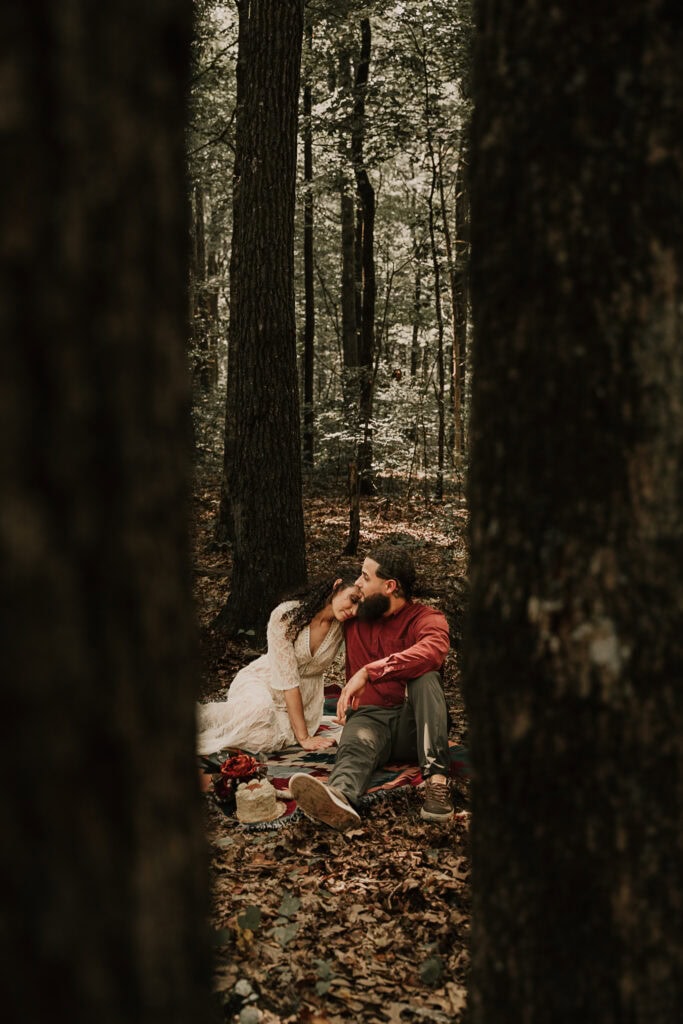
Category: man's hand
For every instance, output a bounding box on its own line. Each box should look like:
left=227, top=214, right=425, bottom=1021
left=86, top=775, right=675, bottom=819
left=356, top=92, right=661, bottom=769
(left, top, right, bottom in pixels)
left=335, top=667, right=369, bottom=724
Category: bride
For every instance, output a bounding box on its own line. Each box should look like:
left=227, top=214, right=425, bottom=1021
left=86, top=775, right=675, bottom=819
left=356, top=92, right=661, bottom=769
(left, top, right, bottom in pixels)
left=197, top=573, right=361, bottom=755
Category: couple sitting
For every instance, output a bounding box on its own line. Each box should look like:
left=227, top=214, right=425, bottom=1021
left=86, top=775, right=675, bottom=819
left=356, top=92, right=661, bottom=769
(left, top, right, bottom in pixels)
left=197, top=545, right=453, bottom=830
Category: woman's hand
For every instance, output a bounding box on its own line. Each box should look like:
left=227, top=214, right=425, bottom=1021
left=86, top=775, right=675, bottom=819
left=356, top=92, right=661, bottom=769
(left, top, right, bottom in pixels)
left=299, top=734, right=337, bottom=751
left=335, top=667, right=369, bottom=724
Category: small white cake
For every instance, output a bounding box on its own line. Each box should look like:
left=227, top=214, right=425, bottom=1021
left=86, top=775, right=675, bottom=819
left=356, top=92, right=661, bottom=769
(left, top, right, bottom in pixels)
left=235, top=778, right=286, bottom=823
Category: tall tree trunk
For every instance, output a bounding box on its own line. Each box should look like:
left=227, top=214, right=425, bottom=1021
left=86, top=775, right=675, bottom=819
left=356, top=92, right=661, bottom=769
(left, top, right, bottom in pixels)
left=419, top=37, right=446, bottom=500
left=453, top=133, right=469, bottom=458
left=206, top=246, right=220, bottom=387
left=427, top=161, right=446, bottom=500
left=466, top=4, right=683, bottom=1023
left=340, top=184, right=359, bottom=417
left=410, top=175, right=424, bottom=381
left=410, top=258, right=422, bottom=379
left=302, top=19, right=315, bottom=468
left=352, top=17, right=376, bottom=495
left=435, top=139, right=466, bottom=461
left=0, top=4, right=212, bottom=1022
left=222, top=0, right=307, bottom=634
left=192, top=184, right=213, bottom=391
left=338, top=48, right=360, bottom=430
left=339, top=182, right=360, bottom=438
left=217, top=0, right=249, bottom=545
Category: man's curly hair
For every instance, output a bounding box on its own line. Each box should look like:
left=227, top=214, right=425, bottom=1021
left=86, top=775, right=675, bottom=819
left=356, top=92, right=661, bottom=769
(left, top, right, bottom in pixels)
left=368, top=545, right=416, bottom=600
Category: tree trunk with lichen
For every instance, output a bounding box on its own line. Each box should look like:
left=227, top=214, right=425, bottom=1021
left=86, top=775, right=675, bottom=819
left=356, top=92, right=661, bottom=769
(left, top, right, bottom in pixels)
left=465, top=3, right=683, bottom=1022
left=0, top=3, right=212, bottom=1022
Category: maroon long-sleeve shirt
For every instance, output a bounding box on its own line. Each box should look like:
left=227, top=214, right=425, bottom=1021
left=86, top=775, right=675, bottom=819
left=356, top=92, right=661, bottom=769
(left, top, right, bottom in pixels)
left=344, top=601, right=450, bottom=708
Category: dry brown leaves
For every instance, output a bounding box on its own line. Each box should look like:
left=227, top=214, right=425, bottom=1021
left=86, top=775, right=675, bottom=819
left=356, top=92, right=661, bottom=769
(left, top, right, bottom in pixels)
left=193, top=467, right=471, bottom=1023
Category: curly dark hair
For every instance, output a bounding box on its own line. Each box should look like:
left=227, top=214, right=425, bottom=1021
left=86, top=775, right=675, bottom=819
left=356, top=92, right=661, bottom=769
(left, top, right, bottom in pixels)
left=367, top=545, right=416, bottom=600
left=280, top=572, right=359, bottom=641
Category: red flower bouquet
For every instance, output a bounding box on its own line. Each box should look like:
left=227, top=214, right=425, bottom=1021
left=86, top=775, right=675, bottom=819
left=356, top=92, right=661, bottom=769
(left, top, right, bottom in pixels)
left=213, top=749, right=267, bottom=808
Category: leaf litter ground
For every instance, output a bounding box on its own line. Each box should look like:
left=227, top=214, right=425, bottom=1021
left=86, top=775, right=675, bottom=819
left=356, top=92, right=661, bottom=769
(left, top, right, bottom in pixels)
left=193, top=468, right=470, bottom=1024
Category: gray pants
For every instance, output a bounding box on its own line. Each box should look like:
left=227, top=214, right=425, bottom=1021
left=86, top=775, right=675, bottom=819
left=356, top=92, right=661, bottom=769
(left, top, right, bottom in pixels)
left=328, top=671, right=450, bottom=804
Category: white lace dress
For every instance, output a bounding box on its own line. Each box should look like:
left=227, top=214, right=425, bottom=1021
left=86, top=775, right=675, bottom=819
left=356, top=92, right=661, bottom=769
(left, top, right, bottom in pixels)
left=196, top=600, right=344, bottom=756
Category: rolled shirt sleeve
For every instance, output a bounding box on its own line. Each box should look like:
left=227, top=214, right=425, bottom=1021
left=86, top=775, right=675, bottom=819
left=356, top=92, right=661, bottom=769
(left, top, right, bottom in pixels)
left=365, top=609, right=450, bottom=683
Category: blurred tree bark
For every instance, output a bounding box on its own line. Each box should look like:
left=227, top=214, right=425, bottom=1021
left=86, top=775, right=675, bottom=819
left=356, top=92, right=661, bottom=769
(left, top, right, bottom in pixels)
left=0, top=3, right=212, bottom=1023
left=220, top=0, right=307, bottom=634
left=466, top=3, right=683, bottom=1022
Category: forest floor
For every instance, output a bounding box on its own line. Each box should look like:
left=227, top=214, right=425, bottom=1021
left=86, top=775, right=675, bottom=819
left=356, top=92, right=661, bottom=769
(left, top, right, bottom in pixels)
left=192, top=464, right=471, bottom=1024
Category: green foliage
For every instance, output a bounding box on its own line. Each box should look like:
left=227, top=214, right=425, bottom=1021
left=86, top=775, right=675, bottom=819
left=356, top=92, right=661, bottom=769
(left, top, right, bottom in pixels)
left=189, top=0, right=473, bottom=497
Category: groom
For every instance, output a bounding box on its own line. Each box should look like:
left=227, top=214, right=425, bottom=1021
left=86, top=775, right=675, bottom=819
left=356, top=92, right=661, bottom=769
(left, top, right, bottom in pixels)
left=290, top=545, right=454, bottom=830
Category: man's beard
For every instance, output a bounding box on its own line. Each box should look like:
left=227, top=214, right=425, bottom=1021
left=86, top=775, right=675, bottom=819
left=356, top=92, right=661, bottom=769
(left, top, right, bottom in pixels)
left=357, top=593, right=391, bottom=621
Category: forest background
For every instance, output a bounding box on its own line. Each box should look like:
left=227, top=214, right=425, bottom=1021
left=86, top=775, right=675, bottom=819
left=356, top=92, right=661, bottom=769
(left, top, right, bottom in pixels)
left=189, top=0, right=474, bottom=637
left=3, top=2, right=682, bottom=1024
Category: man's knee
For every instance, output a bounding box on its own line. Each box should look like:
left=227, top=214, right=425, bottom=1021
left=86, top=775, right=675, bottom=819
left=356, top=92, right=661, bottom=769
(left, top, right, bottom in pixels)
left=337, top=713, right=391, bottom=762
left=339, top=721, right=385, bottom=750
left=407, top=671, right=445, bottom=702
left=406, top=671, right=450, bottom=729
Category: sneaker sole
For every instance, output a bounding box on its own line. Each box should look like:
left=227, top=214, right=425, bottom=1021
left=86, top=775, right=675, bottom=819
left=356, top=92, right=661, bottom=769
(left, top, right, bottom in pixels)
left=420, top=806, right=455, bottom=823
left=290, top=774, right=360, bottom=832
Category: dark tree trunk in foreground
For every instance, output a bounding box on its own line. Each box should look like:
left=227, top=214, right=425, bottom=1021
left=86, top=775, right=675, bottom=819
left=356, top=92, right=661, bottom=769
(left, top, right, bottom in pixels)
left=0, top=5, right=211, bottom=1023
left=223, top=0, right=306, bottom=633
left=466, top=4, right=683, bottom=1023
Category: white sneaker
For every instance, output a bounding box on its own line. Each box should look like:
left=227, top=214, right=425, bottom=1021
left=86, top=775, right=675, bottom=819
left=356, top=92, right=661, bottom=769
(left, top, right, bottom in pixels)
left=290, top=774, right=360, bottom=831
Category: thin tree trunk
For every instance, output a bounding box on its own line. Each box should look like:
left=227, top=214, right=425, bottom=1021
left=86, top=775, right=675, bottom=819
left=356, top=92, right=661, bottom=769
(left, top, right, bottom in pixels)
left=338, top=45, right=359, bottom=437
left=453, top=133, right=469, bottom=457
left=340, top=185, right=359, bottom=417
left=411, top=259, right=422, bottom=379
left=217, top=0, right=249, bottom=545
left=302, top=19, right=315, bottom=468
left=343, top=461, right=361, bottom=555
left=192, top=184, right=212, bottom=391
left=206, top=247, right=220, bottom=387
left=427, top=163, right=446, bottom=500
left=352, top=17, right=376, bottom=495
left=410, top=170, right=425, bottom=381
left=436, top=140, right=463, bottom=459
left=419, top=37, right=446, bottom=500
